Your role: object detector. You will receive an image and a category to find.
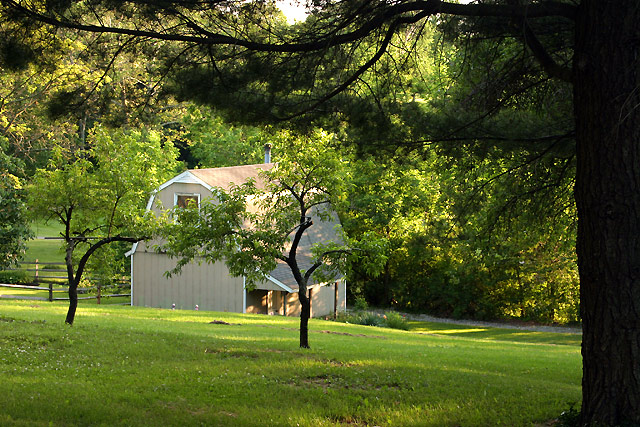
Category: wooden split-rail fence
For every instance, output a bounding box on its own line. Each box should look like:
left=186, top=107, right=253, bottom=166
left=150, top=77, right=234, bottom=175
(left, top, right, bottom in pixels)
left=0, top=260, right=131, bottom=304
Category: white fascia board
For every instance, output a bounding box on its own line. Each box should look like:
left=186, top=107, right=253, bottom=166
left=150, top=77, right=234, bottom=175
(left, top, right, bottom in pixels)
left=145, top=191, right=157, bottom=211
left=124, top=244, right=138, bottom=257
left=158, top=170, right=215, bottom=192
left=266, top=275, right=295, bottom=293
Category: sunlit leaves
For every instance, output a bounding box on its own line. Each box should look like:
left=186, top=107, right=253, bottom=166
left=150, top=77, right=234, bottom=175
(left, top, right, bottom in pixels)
left=0, top=139, right=32, bottom=268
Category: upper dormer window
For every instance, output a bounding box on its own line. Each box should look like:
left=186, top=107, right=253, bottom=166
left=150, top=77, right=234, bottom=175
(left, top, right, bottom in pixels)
left=175, top=193, right=200, bottom=208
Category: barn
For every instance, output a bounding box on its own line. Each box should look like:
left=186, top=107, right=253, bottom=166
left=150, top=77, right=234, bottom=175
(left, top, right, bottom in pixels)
left=126, top=162, right=346, bottom=317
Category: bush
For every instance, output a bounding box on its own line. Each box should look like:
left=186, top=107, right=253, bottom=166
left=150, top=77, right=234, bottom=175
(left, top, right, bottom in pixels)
left=357, top=311, right=384, bottom=327
left=353, top=296, right=368, bottom=311
left=335, top=310, right=409, bottom=330
left=382, top=311, right=409, bottom=330
left=0, top=270, right=31, bottom=285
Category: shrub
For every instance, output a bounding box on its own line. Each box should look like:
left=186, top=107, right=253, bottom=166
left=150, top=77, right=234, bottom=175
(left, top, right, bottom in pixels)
left=335, top=310, right=409, bottom=330
left=382, top=311, right=409, bottom=330
left=353, top=296, right=368, bottom=311
left=357, top=311, right=384, bottom=327
left=0, top=270, right=31, bottom=285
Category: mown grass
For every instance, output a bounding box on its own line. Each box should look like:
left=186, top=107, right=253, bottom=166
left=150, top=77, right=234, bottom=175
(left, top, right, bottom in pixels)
left=25, top=219, right=65, bottom=265
left=0, top=300, right=581, bottom=426
left=30, top=219, right=65, bottom=239
left=23, top=239, right=65, bottom=264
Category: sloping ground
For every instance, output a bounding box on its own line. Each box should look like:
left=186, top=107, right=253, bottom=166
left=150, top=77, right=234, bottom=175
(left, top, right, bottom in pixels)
left=0, top=300, right=581, bottom=426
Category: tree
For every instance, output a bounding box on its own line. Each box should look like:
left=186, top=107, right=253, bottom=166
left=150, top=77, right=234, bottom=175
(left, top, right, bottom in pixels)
left=181, top=105, right=271, bottom=168
left=28, top=125, right=179, bottom=324
left=5, top=0, right=640, bottom=423
left=161, top=131, right=386, bottom=348
left=0, top=138, right=31, bottom=268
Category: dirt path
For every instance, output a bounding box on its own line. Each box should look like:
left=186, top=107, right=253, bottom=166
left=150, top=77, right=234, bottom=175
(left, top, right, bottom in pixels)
left=407, top=312, right=582, bottom=334
left=358, top=308, right=582, bottom=334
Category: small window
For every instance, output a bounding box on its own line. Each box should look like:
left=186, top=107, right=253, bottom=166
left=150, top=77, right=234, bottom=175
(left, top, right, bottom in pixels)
left=175, top=193, right=200, bottom=208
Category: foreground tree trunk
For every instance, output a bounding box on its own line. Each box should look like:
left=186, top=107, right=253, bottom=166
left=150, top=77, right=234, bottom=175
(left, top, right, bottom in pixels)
left=65, top=282, right=78, bottom=325
left=574, top=2, right=640, bottom=424
left=298, top=286, right=311, bottom=349
left=64, top=244, right=78, bottom=325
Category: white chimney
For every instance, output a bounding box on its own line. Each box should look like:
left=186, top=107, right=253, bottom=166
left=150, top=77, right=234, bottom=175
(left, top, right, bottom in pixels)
left=264, top=143, right=272, bottom=163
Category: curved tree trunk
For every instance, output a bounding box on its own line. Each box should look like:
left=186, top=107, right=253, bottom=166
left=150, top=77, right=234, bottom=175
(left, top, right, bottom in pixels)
left=65, top=282, right=78, bottom=325
left=574, top=2, right=640, bottom=424
left=64, top=244, right=77, bottom=325
left=298, top=287, right=310, bottom=349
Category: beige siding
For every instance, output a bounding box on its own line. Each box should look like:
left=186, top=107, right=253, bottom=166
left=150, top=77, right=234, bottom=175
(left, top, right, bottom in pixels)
left=132, top=251, right=243, bottom=312
left=338, top=280, right=347, bottom=312
left=283, top=292, right=298, bottom=317
left=309, top=284, right=335, bottom=318
left=152, top=182, right=215, bottom=214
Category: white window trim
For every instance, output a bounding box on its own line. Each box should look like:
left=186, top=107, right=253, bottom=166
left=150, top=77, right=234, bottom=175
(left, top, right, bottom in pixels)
left=174, top=192, right=201, bottom=208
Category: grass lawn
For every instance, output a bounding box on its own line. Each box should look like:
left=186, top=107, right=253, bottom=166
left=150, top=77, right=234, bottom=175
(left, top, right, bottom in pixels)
left=23, top=239, right=65, bottom=264
left=0, top=300, right=581, bottom=426
left=30, top=219, right=65, bottom=238
left=24, top=219, right=66, bottom=264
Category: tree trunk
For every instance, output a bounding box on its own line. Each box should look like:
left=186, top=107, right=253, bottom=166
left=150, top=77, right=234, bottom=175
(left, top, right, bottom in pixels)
left=64, top=244, right=77, bottom=325
left=298, top=287, right=310, bottom=349
left=65, top=281, right=78, bottom=325
left=574, top=2, right=640, bottom=424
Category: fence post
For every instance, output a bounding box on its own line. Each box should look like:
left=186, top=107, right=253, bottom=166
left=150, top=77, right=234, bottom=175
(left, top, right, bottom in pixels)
left=97, top=284, right=101, bottom=305
left=34, top=259, right=39, bottom=284
left=49, top=283, right=53, bottom=302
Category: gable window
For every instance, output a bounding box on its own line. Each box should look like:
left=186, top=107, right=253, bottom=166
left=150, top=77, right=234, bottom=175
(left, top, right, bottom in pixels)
left=175, top=193, right=200, bottom=208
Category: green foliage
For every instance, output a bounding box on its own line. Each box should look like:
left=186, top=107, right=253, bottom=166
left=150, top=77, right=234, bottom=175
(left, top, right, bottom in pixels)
left=29, top=125, right=179, bottom=240
left=382, top=311, right=409, bottom=330
left=182, top=106, right=267, bottom=168
left=0, top=269, right=31, bottom=285
left=340, top=150, right=578, bottom=324
left=353, top=296, right=368, bottom=311
left=0, top=139, right=33, bottom=269
left=356, top=311, right=384, bottom=327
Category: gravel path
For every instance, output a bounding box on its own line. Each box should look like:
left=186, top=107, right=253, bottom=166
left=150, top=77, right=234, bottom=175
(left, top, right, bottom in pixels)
left=358, top=308, right=582, bottom=334
left=407, top=312, right=582, bottom=334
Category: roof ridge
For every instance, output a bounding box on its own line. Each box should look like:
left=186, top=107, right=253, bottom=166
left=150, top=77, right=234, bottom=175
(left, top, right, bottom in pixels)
left=189, top=163, right=275, bottom=172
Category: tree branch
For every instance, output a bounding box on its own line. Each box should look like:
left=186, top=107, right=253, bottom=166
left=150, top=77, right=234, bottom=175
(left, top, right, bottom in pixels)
left=303, top=249, right=352, bottom=283
left=505, top=0, right=572, bottom=83
left=2, top=0, right=576, bottom=52
left=74, top=235, right=143, bottom=285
